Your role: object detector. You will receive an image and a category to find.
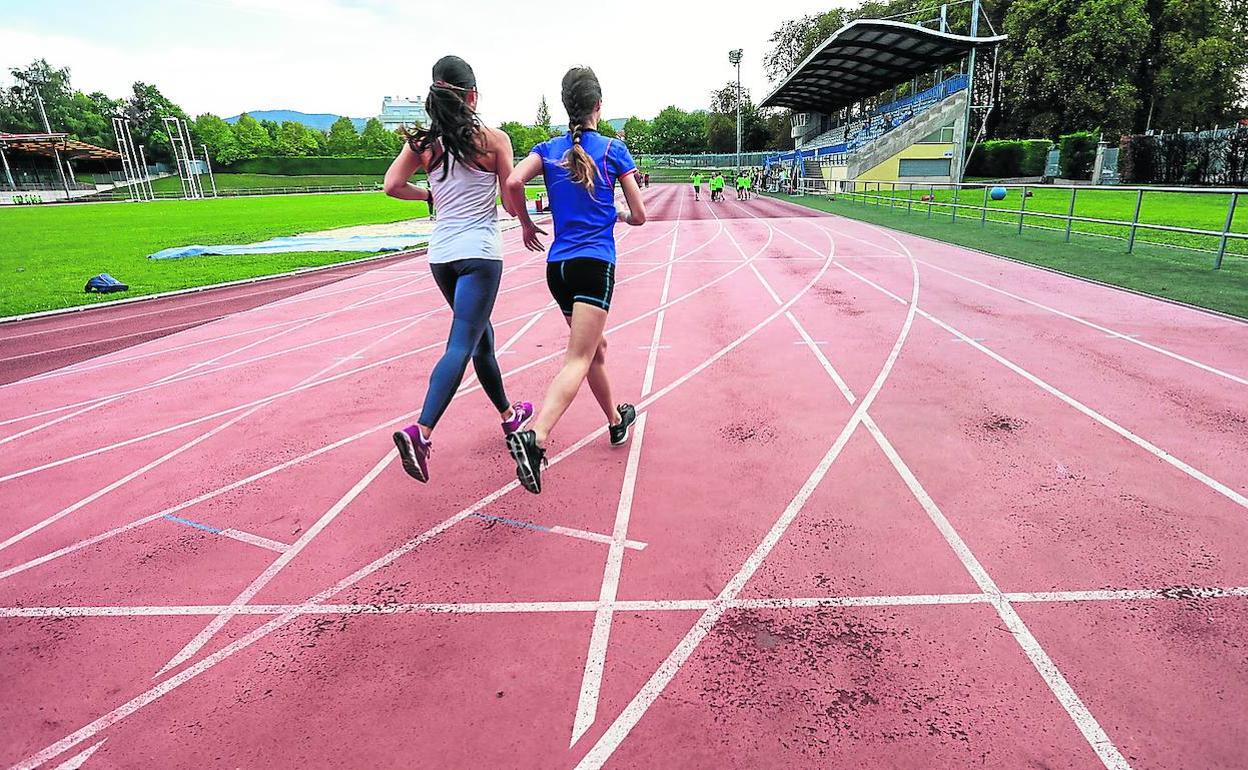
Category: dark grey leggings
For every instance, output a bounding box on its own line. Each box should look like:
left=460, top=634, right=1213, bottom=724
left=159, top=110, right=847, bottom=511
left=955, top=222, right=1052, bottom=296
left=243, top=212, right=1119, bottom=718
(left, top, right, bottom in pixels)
left=419, top=259, right=510, bottom=428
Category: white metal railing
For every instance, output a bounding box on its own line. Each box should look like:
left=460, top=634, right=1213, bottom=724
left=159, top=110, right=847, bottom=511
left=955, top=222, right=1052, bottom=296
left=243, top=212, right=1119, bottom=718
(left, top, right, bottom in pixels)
left=798, top=179, right=1246, bottom=268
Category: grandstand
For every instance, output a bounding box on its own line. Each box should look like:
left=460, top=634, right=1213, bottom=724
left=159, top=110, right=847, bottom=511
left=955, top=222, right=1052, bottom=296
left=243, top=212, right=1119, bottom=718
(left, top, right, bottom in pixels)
left=761, top=13, right=1004, bottom=190
left=0, top=132, right=120, bottom=201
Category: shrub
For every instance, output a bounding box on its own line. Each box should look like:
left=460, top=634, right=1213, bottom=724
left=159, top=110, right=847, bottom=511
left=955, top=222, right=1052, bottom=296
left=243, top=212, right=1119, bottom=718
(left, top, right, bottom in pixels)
left=1058, top=131, right=1098, bottom=179
left=218, top=156, right=394, bottom=175
left=967, top=139, right=1052, bottom=178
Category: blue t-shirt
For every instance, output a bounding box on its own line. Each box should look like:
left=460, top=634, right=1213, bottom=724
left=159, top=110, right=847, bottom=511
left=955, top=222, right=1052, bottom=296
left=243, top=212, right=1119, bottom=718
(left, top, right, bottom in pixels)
left=530, top=130, right=637, bottom=264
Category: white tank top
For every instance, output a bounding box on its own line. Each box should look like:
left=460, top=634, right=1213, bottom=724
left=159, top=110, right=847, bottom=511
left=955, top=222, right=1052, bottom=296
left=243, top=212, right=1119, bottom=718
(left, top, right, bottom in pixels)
left=426, top=148, right=503, bottom=264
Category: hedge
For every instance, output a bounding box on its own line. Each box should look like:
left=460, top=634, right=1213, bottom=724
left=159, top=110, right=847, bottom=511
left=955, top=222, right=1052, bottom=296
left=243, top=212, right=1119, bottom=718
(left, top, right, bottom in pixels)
left=218, top=156, right=395, bottom=175
left=966, top=139, right=1052, bottom=178
left=1058, top=132, right=1098, bottom=179
left=1119, top=126, right=1248, bottom=185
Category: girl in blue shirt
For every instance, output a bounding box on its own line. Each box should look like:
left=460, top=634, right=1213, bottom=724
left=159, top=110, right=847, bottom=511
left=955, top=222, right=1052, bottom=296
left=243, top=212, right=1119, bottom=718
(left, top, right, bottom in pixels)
left=502, top=66, right=647, bottom=494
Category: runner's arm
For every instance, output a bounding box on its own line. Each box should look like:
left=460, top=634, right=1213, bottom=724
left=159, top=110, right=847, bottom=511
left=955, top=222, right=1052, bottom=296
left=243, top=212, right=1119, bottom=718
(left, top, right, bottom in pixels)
left=491, top=129, right=520, bottom=217
left=383, top=143, right=430, bottom=203
left=617, top=172, right=646, bottom=226
left=503, top=153, right=547, bottom=251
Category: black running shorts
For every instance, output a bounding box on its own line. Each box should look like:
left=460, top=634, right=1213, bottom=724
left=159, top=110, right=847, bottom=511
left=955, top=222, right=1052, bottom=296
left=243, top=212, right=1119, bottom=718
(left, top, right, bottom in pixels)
left=546, top=258, right=616, bottom=316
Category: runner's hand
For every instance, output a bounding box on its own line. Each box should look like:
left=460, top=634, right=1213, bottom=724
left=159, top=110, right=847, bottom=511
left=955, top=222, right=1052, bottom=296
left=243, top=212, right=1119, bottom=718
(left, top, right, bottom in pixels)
left=522, top=221, right=547, bottom=252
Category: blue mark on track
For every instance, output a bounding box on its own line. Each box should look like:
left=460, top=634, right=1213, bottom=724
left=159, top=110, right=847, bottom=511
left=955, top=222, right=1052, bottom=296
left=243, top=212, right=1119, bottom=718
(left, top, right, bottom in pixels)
left=162, top=514, right=222, bottom=534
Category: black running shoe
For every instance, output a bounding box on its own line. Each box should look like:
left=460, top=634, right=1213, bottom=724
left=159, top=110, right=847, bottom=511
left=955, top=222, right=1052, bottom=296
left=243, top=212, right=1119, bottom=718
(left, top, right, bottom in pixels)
left=609, top=403, right=637, bottom=446
left=506, top=429, right=546, bottom=494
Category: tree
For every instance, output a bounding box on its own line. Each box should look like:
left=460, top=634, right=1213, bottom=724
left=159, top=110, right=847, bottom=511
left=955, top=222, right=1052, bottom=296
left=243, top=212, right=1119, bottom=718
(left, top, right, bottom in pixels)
left=276, top=120, right=320, bottom=157
left=0, top=59, right=74, bottom=135
left=259, top=119, right=280, bottom=144
left=762, top=11, right=849, bottom=83
left=124, top=81, right=192, bottom=161
left=499, top=121, right=548, bottom=155
left=231, top=113, right=271, bottom=159
left=621, top=116, right=653, bottom=153
left=597, top=120, right=618, bottom=138
left=195, top=113, right=243, bottom=164
left=64, top=91, right=121, bottom=149
left=649, top=106, right=706, bottom=154
left=1139, top=0, right=1248, bottom=131
left=536, top=95, right=551, bottom=132
left=1000, top=0, right=1150, bottom=136
left=763, top=110, right=795, bottom=151
left=360, top=117, right=400, bottom=155
left=326, top=116, right=360, bottom=155
left=706, top=113, right=737, bottom=153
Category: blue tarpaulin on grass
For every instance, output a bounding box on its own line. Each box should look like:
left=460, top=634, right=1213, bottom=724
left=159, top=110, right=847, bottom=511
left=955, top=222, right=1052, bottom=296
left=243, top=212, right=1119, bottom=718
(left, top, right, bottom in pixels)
left=148, top=233, right=429, bottom=260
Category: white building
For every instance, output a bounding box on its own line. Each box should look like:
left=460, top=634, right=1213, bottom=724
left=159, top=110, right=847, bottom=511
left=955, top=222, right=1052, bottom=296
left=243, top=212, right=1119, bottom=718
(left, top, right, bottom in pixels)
left=379, top=96, right=429, bottom=131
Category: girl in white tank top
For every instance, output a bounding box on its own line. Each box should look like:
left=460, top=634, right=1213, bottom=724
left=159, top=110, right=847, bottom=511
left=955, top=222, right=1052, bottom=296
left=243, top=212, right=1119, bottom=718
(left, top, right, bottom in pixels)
left=382, top=55, right=532, bottom=484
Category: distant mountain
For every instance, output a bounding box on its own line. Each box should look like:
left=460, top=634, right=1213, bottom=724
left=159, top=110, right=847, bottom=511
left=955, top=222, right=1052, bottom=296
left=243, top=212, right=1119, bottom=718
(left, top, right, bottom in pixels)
left=225, top=110, right=368, bottom=132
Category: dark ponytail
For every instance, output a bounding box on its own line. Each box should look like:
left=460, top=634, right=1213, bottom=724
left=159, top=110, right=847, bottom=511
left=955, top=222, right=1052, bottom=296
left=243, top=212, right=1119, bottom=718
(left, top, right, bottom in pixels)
left=560, top=66, right=602, bottom=192
left=402, top=55, right=487, bottom=181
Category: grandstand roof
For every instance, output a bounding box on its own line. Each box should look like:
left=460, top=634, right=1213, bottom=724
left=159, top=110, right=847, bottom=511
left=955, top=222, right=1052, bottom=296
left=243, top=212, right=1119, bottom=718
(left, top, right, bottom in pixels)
left=760, top=19, right=1006, bottom=114
left=0, top=132, right=121, bottom=161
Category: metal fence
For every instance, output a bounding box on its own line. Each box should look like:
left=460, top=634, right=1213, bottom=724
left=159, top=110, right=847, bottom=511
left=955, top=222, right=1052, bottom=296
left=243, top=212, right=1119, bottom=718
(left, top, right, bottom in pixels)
left=799, top=179, right=1246, bottom=269
left=637, top=152, right=772, bottom=169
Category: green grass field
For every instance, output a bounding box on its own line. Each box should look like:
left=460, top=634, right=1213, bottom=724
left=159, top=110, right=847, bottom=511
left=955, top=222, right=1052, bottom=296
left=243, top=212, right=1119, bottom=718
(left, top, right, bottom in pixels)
left=149, top=173, right=384, bottom=193
left=0, top=193, right=427, bottom=317
left=772, top=192, right=1248, bottom=318
left=1, top=186, right=547, bottom=317
left=840, top=183, right=1248, bottom=257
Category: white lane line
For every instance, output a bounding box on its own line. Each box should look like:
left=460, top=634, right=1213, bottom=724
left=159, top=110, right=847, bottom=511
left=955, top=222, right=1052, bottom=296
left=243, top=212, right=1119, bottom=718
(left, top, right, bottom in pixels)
left=574, top=217, right=903, bottom=770
left=0, top=398, right=119, bottom=448
left=11, top=211, right=818, bottom=770
left=914, top=259, right=1247, bottom=386
left=218, top=529, right=289, bottom=554
left=572, top=190, right=688, bottom=745
left=6, top=586, right=1248, bottom=618
left=784, top=218, right=1131, bottom=770
left=471, top=512, right=647, bottom=551
left=52, top=739, right=105, bottom=769
left=155, top=449, right=396, bottom=676
left=549, top=526, right=648, bottom=551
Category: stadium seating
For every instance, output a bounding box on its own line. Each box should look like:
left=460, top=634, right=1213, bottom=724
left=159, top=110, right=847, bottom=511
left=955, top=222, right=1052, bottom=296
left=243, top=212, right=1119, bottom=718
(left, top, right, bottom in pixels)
left=772, top=74, right=969, bottom=173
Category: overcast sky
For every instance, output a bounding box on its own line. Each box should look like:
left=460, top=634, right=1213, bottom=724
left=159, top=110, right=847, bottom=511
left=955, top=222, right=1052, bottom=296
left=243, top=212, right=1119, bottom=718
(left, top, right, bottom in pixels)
left=1, top=0, right=849, bottom=125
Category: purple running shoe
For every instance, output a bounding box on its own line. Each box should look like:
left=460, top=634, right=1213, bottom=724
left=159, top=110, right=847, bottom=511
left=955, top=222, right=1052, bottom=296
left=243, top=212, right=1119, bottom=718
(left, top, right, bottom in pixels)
left=392, top=424, right=430, bottom=482
left=501, top=401, right=534, bottom=436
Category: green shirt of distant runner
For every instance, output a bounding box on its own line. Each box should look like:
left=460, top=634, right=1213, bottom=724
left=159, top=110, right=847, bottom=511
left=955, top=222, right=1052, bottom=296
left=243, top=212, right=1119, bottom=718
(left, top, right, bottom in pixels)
left=691, top=172, right=703, bottom=199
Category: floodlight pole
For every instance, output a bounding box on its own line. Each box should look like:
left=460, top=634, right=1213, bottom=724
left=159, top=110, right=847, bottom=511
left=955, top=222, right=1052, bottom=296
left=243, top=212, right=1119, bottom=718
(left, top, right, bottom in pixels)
left=32, top=81, right=71, bottom=199
left=729, top=49, right=743, bottom=170
left=958, top=0, right=980, bottom=183
left=1, top=142, right=15, bottom=189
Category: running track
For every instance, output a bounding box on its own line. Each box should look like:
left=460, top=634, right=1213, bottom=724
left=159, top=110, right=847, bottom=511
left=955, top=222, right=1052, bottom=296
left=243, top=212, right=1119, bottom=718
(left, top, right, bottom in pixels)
left=0, top=249, right=425, bottom=386
left=1, top=185, right=1246, bottom=769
